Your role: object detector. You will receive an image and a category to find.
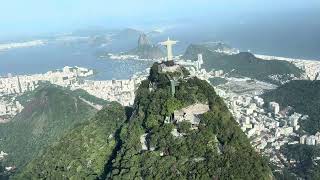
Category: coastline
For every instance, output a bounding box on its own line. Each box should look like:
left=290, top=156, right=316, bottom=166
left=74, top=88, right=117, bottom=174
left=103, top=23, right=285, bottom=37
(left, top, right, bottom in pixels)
left=255, top=54, right=320, bottom=80
left=0, top=40, right=47, bottom=51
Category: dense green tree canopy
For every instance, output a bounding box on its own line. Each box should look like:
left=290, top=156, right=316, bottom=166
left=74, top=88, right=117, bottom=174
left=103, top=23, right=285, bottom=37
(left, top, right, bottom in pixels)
left=16, top=102, right=126, bottom=179
left=16, top=63, right=272, bottom=179
left=0, top=84, right=107, bottom=170
left=280, top=144, right=320, bottom=179
left=106, top=63, right=272, bottom=179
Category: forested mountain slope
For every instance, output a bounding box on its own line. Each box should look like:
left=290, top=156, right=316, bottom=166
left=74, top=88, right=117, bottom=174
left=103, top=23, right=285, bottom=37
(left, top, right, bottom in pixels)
left=184, top=44, right=302, bottom=84
left=0, top=84, right=107, bottom=170
left=106, top=62, right=272, bottom=179
left=17, top=102, right=126, bottom=179
left=18, top=63, right=272, bottom=179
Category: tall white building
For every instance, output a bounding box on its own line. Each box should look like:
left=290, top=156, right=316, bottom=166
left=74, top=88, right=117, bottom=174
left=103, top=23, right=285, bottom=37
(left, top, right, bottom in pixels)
left=269, top=102, right=280, bottom=115
left=254, top=96, right=264, bottom=107
left=197, top=54, right=204, bottom=70
left=306, top=136, right=316, bottom=145
left=300, top=135, right=307, bottom=144
left=289, top=113, right=301, bottom=127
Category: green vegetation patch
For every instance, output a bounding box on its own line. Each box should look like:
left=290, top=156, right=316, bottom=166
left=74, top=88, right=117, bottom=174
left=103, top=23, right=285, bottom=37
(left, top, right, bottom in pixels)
left=106, top=63, right=272, bottom=179
left=184, top=44, right=302, bottom=84
left=16, top=102, right=127, bottom=179
left=262, top=80, right=320, bottom=134
left=0, top=84, right=107, bottom=170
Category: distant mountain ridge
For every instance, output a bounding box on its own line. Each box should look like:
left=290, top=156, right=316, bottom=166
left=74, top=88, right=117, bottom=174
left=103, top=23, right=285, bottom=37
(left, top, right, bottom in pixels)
left=184, top=43, right=302, bottom=84
left=198, top=41, right=236, bottom=52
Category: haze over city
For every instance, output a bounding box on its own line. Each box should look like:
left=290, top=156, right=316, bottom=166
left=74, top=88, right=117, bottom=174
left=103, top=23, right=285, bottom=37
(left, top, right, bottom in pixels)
left=1, top=0, right=319, bottom=38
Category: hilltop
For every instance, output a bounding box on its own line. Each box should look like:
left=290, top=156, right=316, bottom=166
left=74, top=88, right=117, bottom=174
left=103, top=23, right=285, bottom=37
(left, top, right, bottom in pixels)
left=105, top=62, right=272, bottom=179
left=18, top=62, right=272, bottom=179
left=0, top=83, right=108, bottom=170
left=113, top=28, right=142, bottom=40
left=184, top=43, right=302, bottom=84
left=127, top=33, right=165, bottom=59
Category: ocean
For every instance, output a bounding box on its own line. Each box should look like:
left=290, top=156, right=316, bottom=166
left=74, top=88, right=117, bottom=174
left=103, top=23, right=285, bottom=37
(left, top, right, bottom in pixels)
left=0, top=19, right=319, bottom=80
left=0, top=40, right=153, bottom=80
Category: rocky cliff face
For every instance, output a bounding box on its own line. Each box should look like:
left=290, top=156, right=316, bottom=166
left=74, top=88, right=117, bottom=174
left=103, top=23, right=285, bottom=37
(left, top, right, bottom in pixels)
left=127, top=33, right=165, bottom=59
left=138, top=33, right=151, bottom=47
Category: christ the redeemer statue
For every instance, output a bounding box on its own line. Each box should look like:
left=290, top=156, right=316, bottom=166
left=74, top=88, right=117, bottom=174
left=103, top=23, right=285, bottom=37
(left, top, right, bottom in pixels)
left=160, top=37, right=178, bottom=61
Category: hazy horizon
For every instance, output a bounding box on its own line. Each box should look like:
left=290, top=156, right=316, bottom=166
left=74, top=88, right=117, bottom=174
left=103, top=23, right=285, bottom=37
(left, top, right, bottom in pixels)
left=1, top=0, right=319, bottom=39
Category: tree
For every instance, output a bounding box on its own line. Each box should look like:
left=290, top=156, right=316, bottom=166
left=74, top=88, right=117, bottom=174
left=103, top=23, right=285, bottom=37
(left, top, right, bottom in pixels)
left=145, top=114, right=159, bottom=130
left=163, top=98, right=183, bottom=116
left=0, top=162, right=9, bottom=180
left=177, top=122, right=191, bottom=134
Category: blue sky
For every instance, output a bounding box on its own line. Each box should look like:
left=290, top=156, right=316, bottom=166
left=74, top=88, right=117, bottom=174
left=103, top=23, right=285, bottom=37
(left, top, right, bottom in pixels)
left=0, top=0, right=319, bottom=38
